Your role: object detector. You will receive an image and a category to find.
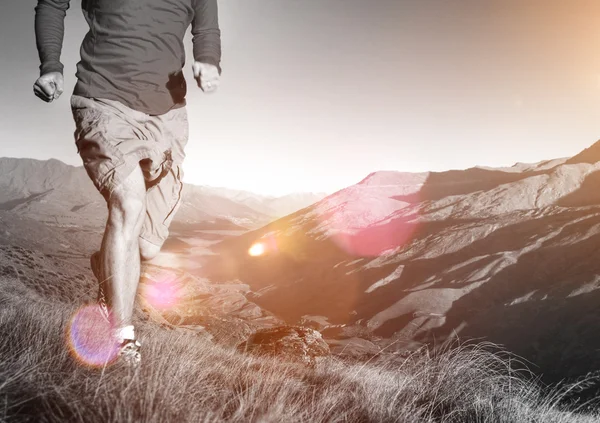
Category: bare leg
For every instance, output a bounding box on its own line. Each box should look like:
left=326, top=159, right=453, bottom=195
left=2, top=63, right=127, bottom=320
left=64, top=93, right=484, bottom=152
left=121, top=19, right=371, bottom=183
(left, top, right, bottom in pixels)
left=99, top=165, right=147, bottom=329
left=139, top=237, right=161, bottom=263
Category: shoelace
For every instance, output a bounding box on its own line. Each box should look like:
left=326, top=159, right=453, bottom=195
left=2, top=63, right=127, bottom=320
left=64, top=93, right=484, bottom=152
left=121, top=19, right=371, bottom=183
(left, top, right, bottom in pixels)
left=98, top=282, right=110, bottom=322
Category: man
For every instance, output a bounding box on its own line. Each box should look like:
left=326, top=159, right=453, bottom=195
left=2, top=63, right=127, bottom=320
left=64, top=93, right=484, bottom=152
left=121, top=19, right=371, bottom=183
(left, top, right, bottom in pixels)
left=34, top=0, right=222, bottom=366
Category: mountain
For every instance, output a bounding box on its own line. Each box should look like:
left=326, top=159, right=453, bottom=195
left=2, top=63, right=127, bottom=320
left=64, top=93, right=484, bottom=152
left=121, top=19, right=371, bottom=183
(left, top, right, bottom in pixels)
left=193, top=185, right=328, bottom=218
left=0, top=157, right=95, bottom=201
left=201, top=141, right=600, bottom=384
left=0, top=157, right=323, bottom=230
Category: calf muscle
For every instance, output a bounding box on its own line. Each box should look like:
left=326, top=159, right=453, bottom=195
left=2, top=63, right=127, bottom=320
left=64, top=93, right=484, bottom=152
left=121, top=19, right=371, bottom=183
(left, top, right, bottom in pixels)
left=100, top=166, right=147, bottom=328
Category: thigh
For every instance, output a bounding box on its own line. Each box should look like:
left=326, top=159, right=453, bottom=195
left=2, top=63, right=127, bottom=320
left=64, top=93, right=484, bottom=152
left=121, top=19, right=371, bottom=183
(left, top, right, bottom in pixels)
left=139, top=106, right=189, bottom=247
left=148, top=106, right=189, bottom=165
left=71, top=95, right=157, bottom=199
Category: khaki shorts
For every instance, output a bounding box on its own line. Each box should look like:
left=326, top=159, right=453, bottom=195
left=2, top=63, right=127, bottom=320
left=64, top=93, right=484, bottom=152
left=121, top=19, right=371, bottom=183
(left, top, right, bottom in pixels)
left=71, top=94, right=188, bottom=247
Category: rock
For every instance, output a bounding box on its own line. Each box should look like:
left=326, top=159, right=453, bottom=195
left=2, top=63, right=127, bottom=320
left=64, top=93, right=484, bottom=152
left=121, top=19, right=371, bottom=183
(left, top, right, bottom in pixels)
left=327, top=337, right=381, bottom=359
left=173, top=324, right=214, bottom=341
left=238, top=326, right=330, bottom=367
left=237, top=303, right=264, bottom=319
left=299, top=315, right=331, bottom=331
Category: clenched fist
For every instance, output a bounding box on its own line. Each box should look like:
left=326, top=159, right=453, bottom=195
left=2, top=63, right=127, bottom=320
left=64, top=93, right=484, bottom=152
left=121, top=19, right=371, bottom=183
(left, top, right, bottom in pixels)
left=33, top=72, right=64, bottom=103
left=192, top=62, right=220, bottom=93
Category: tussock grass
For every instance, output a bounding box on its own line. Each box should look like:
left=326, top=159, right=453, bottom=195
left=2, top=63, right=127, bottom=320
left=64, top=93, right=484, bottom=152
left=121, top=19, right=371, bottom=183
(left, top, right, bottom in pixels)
left=0, top=274, right=598, bottom=423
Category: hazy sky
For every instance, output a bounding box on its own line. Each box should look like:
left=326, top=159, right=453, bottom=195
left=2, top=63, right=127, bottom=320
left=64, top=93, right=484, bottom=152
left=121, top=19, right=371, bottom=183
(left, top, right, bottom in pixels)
left=3, top=0, right=600, bottom=196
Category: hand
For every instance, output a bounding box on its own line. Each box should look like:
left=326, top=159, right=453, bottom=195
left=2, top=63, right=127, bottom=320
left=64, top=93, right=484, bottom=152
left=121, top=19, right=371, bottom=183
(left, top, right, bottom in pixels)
left=33, top=72, right=64, bottom=103
left=192, top=61, right=220, bottom=93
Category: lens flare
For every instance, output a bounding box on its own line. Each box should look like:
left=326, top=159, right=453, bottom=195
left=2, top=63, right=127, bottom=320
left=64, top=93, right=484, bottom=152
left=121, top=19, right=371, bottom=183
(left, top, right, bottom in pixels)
left=140, top=270, right=181, bottom=311
left=67, top=304, right=119, bottom=367
left=248, top=242, right=266, bottom=256
left=314, top=179, right=422, bottom=257
left=248, top=234, right=279, bottom=257
left=330, top=215, right=418, bottom=257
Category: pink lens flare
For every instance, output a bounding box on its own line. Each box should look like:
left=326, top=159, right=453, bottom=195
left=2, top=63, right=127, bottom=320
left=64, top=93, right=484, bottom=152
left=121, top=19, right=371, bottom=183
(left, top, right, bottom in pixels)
left=315, top=184, right=422, bottom=257
left=67, top=304, right=120, bottom=367
left=140, top=270, right=181, bottom=310
left=329, top=215, right=419, bottom=257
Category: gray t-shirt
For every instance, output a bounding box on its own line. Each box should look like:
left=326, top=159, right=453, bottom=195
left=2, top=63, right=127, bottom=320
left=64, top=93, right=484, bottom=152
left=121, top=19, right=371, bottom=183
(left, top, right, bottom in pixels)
left=35, top=0, right=222, bottom=115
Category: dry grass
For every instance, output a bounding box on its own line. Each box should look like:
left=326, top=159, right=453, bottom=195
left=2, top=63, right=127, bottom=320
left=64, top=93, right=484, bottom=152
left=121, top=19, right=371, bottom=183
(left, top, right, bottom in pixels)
left=0, top=273, right=598, bottom=423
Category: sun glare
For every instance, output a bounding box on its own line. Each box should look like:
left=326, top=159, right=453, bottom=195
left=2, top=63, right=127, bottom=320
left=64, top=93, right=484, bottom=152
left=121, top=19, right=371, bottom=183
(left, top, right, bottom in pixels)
left=248, top=242, right=266, bottom=257
left=139, top=270, right=180, bottom=311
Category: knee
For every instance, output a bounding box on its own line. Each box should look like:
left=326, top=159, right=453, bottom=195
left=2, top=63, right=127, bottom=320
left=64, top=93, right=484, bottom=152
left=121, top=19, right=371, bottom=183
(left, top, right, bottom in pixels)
left=139, top=238, right=161, bottom=262
left=108, top=194, right=145, bottom=231
left=106, top=166, right=146, bottom=230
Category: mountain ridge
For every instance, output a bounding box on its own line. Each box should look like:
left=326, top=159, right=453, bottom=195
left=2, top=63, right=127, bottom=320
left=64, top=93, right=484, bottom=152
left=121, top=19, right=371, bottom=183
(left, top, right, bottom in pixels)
left=200, top=139, right=600, bottom=385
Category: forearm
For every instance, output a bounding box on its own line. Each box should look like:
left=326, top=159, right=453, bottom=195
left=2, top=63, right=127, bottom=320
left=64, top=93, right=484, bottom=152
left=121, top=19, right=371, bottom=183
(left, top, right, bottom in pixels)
left=192, top=0, right=222, bottom=73
left=34, top=0, right=70, bottom=76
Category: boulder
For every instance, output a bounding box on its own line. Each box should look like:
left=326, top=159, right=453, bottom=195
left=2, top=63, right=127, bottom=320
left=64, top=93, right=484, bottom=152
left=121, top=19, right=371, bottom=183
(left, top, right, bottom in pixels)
left=238, top=326, right=330, bottom=367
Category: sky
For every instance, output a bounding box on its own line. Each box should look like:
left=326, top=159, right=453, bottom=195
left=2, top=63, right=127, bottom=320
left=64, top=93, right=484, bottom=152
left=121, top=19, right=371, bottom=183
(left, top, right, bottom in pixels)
left=3, top=1, right=600, bottom=196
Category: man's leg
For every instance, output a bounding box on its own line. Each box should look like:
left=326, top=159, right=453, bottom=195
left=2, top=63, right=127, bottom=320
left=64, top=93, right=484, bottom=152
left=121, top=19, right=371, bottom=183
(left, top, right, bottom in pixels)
left=139, top=238, right=161, bottom=262
left=135, top=165, right=183, bottom=326
left=138, top=106, right=188, bottom=262
left=100, top=164, right=147, bottom=330
left=71, top=95, right=173, bottom=365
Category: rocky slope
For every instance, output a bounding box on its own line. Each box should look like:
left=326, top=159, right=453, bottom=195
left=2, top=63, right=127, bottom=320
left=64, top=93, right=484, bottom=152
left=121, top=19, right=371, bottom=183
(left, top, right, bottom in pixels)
left=201, top=141, right=600, bottom=383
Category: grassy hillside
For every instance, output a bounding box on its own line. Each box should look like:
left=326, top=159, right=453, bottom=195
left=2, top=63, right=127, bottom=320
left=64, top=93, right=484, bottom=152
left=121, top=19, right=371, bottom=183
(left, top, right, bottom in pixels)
left=0, top=267, right=598, bottom=422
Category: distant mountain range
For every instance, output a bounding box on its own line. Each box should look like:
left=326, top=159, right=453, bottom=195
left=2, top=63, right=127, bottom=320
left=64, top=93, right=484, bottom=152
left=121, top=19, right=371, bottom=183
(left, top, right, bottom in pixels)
left=190, top=185, right=329, bottom=220
left=201, top=140, right=600, bottom=384
left=0, top=157, right=327, bottom=230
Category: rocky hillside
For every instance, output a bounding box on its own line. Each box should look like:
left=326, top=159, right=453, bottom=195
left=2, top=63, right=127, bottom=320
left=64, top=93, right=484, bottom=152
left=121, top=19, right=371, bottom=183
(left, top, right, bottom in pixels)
left=201, top=141, right=600, bottom=383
